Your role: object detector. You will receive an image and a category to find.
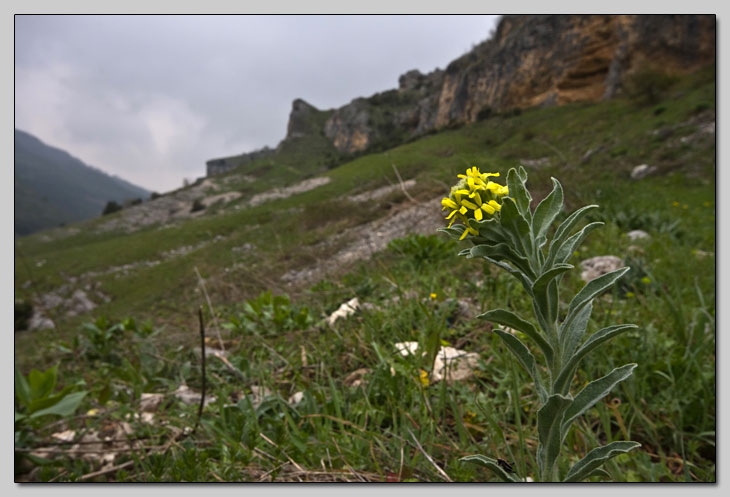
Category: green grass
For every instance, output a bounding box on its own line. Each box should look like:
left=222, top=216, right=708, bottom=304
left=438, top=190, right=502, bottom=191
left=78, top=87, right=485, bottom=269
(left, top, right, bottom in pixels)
left=14, top=69, right=715, bottom=481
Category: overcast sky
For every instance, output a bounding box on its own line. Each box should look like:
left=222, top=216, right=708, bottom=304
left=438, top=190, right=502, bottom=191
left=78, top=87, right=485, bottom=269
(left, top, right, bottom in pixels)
left=15, top=15, right=500, bottom=192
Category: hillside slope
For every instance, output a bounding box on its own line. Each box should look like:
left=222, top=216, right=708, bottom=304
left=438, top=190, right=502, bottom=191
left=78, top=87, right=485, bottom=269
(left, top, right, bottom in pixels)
left=14, top=129, right=150, bottom=236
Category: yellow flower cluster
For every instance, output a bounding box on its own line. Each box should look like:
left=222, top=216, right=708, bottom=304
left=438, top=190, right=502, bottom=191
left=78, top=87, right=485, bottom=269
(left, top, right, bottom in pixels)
left=441, top=166, right=509, bottom=240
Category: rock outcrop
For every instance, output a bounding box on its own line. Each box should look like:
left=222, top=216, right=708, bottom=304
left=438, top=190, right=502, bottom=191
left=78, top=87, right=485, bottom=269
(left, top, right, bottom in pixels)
left=207, top=14, right=715, bottom=169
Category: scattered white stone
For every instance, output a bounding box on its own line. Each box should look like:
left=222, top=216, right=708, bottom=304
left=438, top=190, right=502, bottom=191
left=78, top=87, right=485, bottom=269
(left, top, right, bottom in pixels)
left=580, top=255, right=624, bottom=282
left=173, top=384, right=216, bottom=406
left=626, top=229, right=650, bottom=241
left=350, top=179, right=416, bottom=203
left=249, top=177, right=331, bottom=207
left=201, top=191, right=242, bottom=208
left=288, top=391, right=305, bottom=406
left=326, top=297, right=360, bottom=326
left=521, top=157, right=550, bottom=168
left=394, top=341, right=480, bottom=383
left=140, top=393, right=165, bottom=412
left=28, top=312, right=55, bottom=331
left=630, top=164, right=657, bottom=180
left=51, top=430, right=76, bottom=443
left=247, top=386, right=272, bottom=408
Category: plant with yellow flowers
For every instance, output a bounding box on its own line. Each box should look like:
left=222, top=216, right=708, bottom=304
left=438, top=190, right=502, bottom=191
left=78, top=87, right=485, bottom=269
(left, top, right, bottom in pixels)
left=439, top=166, right=640, bottom=482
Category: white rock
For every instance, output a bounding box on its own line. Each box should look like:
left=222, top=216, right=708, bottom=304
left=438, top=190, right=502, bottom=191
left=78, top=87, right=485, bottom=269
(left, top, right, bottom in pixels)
left=326, top=297, right=360, bottom=326
left=140, top=393, right=165, bottom=412
left=630, top=164, right=657, bottom=180
left=394, top=341, right=480, bottom=383
left=288, top=391, right=305, bottom=406
left=626, top=230, right=650, bottom=241
left=580, top=255, right=624, bottom=282
left=174, top=384, right=216, bottom=406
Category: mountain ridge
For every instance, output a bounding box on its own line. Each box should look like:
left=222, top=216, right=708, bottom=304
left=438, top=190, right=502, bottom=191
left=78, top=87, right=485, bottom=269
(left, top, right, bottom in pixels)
left=14, top=128, right=150, bottom=236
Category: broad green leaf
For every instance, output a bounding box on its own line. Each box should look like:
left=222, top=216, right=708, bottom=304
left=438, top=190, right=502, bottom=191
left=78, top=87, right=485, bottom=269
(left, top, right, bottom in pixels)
left=29, top=365, right=57, bottom=401
left=553, top=324, right=638, bottom=393
left=494, top=330, right=548, bottom=403
left=563, top=267, right=630, bottom=333
left=532, top=264, right=573, bottom=324
left=461, top=454, right=521, bottom=482
left=499, top=198, right=533, bottom=257
left=478, top=309, right=553, bottom=364
left=29, top=391, right=88, bottom=419
left=506, top=167, right=532, bottom=219
left=15, top=367, right=31, bottom=408
left=560, top=301, right=593, bottom=365
left=563, top=441, right=641, bottom=482
left=532, top=178, right=564, bottom=244
left=469, top=242, right=536, bottom=279
left=471, top=217, right=510, bottom=245
left=554, top=222, right=604, bottom=265
left=537, top=394, right=573, bottom=479
left=562, top=364, right=637, bottom=436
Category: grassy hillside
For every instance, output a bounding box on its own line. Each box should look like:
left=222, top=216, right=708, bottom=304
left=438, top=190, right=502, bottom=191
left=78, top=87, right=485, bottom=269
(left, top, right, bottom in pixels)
left=14, top=67, right=715, bottom=482
left=14, top=129, right=150, bottom=236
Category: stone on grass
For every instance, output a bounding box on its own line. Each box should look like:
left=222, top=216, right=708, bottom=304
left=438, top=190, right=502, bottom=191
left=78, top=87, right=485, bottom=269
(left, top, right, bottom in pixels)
left=626, top=230, right=650, bottom=241
left=630, top=164, right=657, bottom=180
left=326, top=297, right=359, bottom=326
left=580, top=255, right=624, bottom=282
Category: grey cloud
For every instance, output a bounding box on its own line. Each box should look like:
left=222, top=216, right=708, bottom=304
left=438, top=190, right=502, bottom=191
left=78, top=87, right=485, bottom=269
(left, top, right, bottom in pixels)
left=15, top=15, right=500, bottom=191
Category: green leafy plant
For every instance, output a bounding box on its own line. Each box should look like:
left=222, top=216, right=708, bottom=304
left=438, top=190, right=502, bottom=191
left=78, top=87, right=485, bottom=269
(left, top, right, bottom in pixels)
left=226, top=291, right=313, bottom=336
left=440, top=166, right=640, bottom=482
left=15, top=365, right=88, bottom=426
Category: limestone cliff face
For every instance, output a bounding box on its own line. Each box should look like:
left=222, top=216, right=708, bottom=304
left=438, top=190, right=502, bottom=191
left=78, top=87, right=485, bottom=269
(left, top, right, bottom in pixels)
left=206, top=14, right=715, bottom=173
left=322, top=14, right=715, bottom=154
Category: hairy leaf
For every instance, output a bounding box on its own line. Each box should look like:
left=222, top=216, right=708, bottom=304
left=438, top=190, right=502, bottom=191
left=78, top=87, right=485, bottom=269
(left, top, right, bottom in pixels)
left=494, top=329, right=548, bottom=403
left=563, top=441, right=641, bottom=482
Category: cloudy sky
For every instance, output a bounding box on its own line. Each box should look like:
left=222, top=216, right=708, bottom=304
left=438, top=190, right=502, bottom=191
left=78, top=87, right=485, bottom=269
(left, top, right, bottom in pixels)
left=14, top=15, right=501, bottom=192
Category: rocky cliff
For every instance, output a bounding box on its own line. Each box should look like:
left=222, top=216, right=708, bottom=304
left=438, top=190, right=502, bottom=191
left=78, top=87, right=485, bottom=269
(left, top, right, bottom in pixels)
left=207, top=14, right=715, bottom=174
left=323, top=14, right=714, bottom=154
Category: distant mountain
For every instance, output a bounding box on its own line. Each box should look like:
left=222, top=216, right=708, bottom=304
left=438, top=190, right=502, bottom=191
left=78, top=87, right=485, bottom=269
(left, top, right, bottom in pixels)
left=14, top=129, right=150, bottom=236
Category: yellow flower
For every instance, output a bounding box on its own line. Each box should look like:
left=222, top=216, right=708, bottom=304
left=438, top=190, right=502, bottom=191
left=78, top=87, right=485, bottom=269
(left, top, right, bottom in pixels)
left=625, top=291, right=635, bottom=298
left=641, top=277, right=651, bottom=284
left=672, top=201, right=680, bottom=207
left=429, top=292, right=437, bottom=300
left=419, top=369, right=430, bottom=387
left=441, top=166, right=508, bottom=240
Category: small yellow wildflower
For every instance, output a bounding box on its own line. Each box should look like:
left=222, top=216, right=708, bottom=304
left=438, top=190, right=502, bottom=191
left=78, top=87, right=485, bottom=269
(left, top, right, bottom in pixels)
left=625, top=291, right=635, bottom=298
left=86, top=408, right=100, bottom=416
left=641, top=277, right=651, bottom=284
left=442, top=166, right=508, bottom=240
left=419, top=369, right=430, bottom=387
left=430, top=292, right=437, bottom=300
left=672, top=201, right=680, bottom=207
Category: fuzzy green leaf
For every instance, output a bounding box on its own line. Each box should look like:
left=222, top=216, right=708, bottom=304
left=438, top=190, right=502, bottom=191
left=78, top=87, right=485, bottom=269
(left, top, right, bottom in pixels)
left=437, top=226, right=466, bottom=241
left=547, top=205, right=598, bottom=261
left=461, top=454, right=521, bottom=482
left=562, top=363, right=637, bottom=436
left=554, top=222, right=604, bottom=265
left=532, top=178, right=564, bottom=244
left=563, top=267, right=630, bottom=333
left=560, top=301, right=593, bottom=366
left=499, top=198, right=533, bottom=259
left=478, top=255, right=535, bottom=293
left=537, top=394, right=573, bottom=479
left=532, top=264, right=573, bottom=324
left=494, top=330, right=548, bottom=403
left=553, top=324, right=638, bottom=394
left=507, top=167, right=532, bottom=219
left=469, top=243, right=536, bottom=279
left=563, top=441, right=641, bottom=482
left=478, top=309, right=553, bottom=364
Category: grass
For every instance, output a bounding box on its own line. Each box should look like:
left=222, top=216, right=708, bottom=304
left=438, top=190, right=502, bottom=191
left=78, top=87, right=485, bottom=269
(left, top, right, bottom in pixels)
left=14, top=68, right=715, bottom=482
